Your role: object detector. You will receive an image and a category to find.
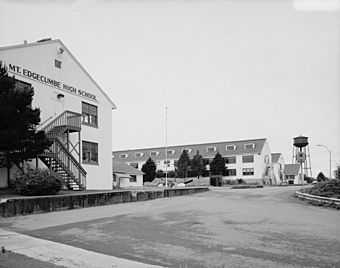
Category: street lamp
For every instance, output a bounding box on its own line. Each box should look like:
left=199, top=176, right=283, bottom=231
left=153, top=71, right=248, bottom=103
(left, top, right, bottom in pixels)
left=316, top=144, right=332, bottom=179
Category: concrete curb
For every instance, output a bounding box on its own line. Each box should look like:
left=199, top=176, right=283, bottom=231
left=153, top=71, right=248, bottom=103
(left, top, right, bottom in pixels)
left=295, top=191, right=340, bottom=205
left=0, top=229, right=163, bottom=268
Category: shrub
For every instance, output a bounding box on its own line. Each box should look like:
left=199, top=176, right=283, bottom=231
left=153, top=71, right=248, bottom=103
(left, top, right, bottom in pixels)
left=168, top=171, right=176, bottom=178
left=11, top=169, right=62, bottom=196
left=156, top=170, right=165, bottom=178
left=237, top=178, right=244, bottom=184
left=305, top=179, right=340, bottom=199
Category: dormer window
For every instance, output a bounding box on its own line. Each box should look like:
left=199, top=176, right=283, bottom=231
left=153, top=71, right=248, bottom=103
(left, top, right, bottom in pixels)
left=226, top=145, right=236, bottom=151
left=119, top=153, right=129, bottom=159
left=150, top=151, right=159, bottom=157
left=206, top=146, right=217, bottom=153
left=166, top=150, right=175, bottom=156
left=244, top=143, right=255, bottom=150
left=135, top=152, right=144, bottom=158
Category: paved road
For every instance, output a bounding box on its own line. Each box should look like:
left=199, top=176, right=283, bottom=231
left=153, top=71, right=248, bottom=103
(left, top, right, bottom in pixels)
left=1, top=186, right=340, bottom=267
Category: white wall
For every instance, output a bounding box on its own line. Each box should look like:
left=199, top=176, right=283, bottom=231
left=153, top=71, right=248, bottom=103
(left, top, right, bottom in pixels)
left=129, top=174, right=143, bottom=187
left=273, top=155, right=285, bottom=184
left=0, top=41, right=114, bottom=190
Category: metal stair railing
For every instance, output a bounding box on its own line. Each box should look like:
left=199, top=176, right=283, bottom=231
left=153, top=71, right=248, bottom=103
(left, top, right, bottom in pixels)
left=39, top=110, right=86, bottom=189
left=42, top=137, right=86, bottom=189
left=41, top=110, right=82, bottom=136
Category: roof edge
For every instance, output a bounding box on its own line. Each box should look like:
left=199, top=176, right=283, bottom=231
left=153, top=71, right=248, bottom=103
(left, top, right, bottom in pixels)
left=0, top=39, right=117, bottom=109
left=113, top=138, right=268, bottom=153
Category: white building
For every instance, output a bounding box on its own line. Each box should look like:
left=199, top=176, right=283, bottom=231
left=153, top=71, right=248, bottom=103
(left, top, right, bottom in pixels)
left=0, top=39, right=116, bottom=190
left=113, top=138, right=279, bottom=185
left=284, top=164, right=301, bottom=185
left=112, top=161, right=144, bottom=188
left=271, top=153, right=285, bottom=185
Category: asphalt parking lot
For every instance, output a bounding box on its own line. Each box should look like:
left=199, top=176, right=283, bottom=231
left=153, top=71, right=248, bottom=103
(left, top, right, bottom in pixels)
left=1, top=186, right=340, bottom=268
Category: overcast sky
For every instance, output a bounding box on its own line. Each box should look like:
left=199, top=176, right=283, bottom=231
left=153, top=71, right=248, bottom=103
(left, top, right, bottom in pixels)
left=1, top=0, right=339, bottom=177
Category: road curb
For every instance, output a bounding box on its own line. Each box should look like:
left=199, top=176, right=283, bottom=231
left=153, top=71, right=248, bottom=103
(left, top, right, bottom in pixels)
left=0, top=229, right=163, bottom=268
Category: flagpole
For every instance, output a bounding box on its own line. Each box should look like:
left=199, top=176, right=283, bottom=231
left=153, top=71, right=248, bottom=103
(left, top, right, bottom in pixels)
left=165, top=106, right=168, bottom=187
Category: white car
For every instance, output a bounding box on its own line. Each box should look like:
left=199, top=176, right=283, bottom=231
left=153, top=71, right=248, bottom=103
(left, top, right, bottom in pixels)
left=176, top=183, right=185, bottom=187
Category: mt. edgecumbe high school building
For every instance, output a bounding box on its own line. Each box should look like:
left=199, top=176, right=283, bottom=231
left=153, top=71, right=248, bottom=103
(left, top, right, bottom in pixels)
left=0, top=39, right=116, bottom=190
left=113, top=138, right=285, bottom=185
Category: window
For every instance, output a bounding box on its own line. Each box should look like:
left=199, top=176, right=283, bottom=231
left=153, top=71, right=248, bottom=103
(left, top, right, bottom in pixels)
left=206, top=146, right=216, bottom=153
left=164, top=160, right=170, bottom=165
left=226, top=169, right=237, bottom=176
left=242, top=155, right=254, bottom=163
left=264, top=155, right=269, bottom=164
left=166, top=150, right=175, bottom=156
left=130, top=175, right=137, bottom=182
left=15, top=79, right=31, bottom=91
left=135, top=152, right=144, bottom=158
left=286, top=175, right=295, bottom=180
left=130, top=163, right=138, bottom=169
left=226, top=145, right=236, bottom=151
left=119, top=153, right=129, bottom=159
left=244, top=143, right=255, bottom=150
left=225, top=156, right=236, bottom=164
left=82, top=102, right=98, bottom=127
left=82, top=141, right=98, bottom=164
left=55, top=59, right=62, bottom=69
left=242, top=168, right=254, bottom=176
left=150, top=151, right=159, bottom=157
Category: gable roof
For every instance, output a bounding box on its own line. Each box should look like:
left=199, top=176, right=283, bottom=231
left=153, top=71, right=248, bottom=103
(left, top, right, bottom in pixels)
left=284, top=164, right=300, bottom=176
left=112, top=161, right=144, bottom=175
left=0, top=39, right=116, bottom=109
left=271, top=153, right=282, bottom=163
left=112, top=138, right=268, bottom=162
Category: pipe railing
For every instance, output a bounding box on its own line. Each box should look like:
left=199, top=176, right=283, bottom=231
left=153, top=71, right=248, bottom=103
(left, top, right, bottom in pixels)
left=42, top=111, right=82, bottom=136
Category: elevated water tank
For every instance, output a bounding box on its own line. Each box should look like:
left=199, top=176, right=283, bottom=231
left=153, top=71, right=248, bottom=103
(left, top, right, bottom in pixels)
left=293, top=135, right=309, bottom=148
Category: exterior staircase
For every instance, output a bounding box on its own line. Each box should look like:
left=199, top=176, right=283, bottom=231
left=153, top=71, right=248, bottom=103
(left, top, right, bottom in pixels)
left=39, top=111, right=86, bottom=190
left=262, top=164, right=275, bottom=185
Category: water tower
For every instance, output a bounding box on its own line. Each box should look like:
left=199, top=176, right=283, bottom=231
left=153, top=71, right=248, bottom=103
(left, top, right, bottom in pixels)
left=292, top=135, right=312, bottom=183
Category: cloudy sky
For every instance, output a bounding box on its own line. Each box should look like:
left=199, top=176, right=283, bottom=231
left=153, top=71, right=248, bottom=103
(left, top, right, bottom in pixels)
left=1, top=0, right=339, bottom=177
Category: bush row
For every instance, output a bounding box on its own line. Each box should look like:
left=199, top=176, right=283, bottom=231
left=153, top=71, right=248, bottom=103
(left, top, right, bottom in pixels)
left=10, top=169, right=62, bottom=196
left=304, top=180, right=340, bottom=199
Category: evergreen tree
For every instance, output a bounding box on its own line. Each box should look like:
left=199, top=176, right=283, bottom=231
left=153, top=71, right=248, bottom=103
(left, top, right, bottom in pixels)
left=190, top=150, right=205, bottom=179
left=316, top=172, right=328, bottom=182
left=141, top=157, right=157, bottom=182
left=176, top=149, right=190, bottom=178
left=210, top=152, right=226, bottom=175
left=0, top=62, right=51, bottom=184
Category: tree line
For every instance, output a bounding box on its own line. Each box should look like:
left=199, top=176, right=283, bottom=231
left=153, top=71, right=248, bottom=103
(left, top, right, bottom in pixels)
left=141, top=150, right=228, bottom=182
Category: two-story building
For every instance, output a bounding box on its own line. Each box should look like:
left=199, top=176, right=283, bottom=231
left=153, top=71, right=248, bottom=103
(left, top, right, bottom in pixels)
left=0, top=39, right=116, bottom=190
left=271, top=153, right=285, bottom=185
left=113, top=138, right=279, bottom=185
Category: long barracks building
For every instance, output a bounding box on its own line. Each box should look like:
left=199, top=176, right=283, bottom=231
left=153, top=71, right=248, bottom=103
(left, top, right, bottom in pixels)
left=113, top=138, right=284, bottom=185
left=0, top=39, right=116, bottom=190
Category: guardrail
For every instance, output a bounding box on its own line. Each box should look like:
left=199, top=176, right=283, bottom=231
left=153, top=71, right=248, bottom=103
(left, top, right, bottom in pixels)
left=295, top=191, right=340, bottom=206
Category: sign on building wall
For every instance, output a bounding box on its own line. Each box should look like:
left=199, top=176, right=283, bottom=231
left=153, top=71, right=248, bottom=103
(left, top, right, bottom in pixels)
left=6, top=63, right=98, bottom=103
